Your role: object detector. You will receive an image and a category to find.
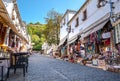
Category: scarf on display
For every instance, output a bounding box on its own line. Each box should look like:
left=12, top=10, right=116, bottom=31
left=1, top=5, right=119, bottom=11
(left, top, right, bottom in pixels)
left=118, top=44, right=120, bottom=55
left=97, top=30, right=101, bottom=43
left=86, top=42, right=95, bottom=53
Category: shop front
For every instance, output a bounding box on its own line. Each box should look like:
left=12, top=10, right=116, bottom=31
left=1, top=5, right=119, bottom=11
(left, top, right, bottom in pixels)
left=83, top=19, right=110, bottom=55
left=108, top=19, right=120, bottom=72
left=82, top=18, right=120, bottom=71
left=81, top=14, right=118, bottom=68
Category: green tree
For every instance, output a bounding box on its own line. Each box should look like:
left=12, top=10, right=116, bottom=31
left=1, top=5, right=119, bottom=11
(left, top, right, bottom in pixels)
left=44, top=9, right=62, bottom=45
left=32, top=34, right=40, bottom=43
left=35, top=22, right=41, bottom=25
left=27, top=22, right=46, bottom=51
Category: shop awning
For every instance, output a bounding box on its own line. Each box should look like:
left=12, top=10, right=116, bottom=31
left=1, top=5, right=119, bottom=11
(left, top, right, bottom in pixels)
left=91, top=19, right=109, bottom=34
left=83, top=29, right=93, bottom=38
left=68, top=35, right=78, bottom=44
left=0, top=0, right=28, bottom=44
left=59, top=35, right=67, bottom=46
left=83, top=13, right=110, bottom=38
left=68, top=30, right=83, bottom=44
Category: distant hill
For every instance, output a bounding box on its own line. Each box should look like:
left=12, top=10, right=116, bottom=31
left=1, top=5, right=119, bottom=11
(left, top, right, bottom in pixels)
left=27, top=22, right=46, bottom=51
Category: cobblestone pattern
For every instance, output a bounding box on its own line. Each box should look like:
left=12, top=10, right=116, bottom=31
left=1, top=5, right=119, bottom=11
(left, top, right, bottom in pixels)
left=6, top=54, right=120, bottom=81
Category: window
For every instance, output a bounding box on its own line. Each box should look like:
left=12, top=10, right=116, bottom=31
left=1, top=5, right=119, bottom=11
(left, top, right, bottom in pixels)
left=69, top=25, right=71, bottom=33
left=82, top=9, right=87, bottom=21
left=12, top=9, right=15, bottom=20
left=75, top=17, right=79, bottom=27
left=63, top=18, right=66, bottom=25
left=97, top=0, right=106, bottom=8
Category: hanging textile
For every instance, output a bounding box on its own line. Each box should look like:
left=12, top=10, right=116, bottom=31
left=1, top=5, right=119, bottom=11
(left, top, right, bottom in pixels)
left=90, top=33, right=95, bottom=42
left=86, top=42, right=95, bottom=53
left=104, top=38, right=110, bottom=45
left=118, top=44, right=120, bottom=55
left=97, top=30, right=101, bottom=42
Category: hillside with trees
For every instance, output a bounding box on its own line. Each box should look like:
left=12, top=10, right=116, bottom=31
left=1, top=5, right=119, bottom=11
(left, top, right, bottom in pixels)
left=27, top=22, right=46, bottom=50
left=27, top=9, right=62, bottom=51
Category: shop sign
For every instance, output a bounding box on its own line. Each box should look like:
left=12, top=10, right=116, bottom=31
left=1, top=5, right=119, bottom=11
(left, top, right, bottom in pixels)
left=102, top=32, right=111, bottom=39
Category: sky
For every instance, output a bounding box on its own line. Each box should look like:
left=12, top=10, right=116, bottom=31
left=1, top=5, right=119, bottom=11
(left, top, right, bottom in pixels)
left=17, top=0, right=86, bottom=24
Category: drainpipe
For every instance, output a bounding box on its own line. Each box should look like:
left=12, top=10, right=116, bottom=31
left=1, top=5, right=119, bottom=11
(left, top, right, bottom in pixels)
left=109, top=0, right=114, bottom=23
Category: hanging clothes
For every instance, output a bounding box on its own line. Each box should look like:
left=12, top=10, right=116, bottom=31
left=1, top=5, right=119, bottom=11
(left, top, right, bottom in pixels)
left=90, top=33, right=94, bottom=42
left=105, top=38, right=110, bottom=45
left=117, top=43, right=120, bottom=55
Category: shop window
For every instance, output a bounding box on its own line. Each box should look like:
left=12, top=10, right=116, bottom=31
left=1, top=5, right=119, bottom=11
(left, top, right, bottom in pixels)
left=69, top=25, right=71, bottom=33
left=75, top=17, right=79, bottom=27
left=82, top=9, right=87, bottom=21
left=12, top=14, right=15, bottom=20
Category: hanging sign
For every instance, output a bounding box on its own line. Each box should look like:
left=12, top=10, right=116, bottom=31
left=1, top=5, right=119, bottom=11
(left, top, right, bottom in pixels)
left=102, top=32, right=111, bottom=39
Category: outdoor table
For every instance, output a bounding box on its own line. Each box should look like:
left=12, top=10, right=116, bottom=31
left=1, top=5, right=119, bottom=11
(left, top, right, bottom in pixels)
left=0, top=57, right=9, bottom=81
left=6, top=52, right=29, bottom=78
left=12, top=52, right=28, bottom=65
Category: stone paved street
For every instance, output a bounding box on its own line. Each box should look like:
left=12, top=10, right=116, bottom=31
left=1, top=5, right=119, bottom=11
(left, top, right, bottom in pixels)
left=6, top=54, right=120, bottom=81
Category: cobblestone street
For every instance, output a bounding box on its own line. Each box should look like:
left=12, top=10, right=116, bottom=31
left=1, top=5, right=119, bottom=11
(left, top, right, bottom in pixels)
left=6, top=54, right=120, bottom=81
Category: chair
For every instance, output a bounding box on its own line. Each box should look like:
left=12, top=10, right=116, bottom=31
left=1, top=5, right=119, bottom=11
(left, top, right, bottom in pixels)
left=14, top=55, right=28, bottom=76
left=7, top=53, right=28, bottom=78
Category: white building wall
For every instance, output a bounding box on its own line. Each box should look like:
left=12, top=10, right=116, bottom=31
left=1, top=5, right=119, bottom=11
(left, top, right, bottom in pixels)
left=69, top=0, right=120, bottom=40
left=114, top=0, right=120, bottom=14
left=3, top=0, right=14, bottom=18
left=68, top=13, right=75, bottom=21
left=60, top=25, right=67, bottom=40
left=60, top=12, right=75, bottom=40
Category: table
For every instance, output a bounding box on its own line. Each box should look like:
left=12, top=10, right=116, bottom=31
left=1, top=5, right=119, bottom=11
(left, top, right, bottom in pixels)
left=12, top=52, right=28, bottom=65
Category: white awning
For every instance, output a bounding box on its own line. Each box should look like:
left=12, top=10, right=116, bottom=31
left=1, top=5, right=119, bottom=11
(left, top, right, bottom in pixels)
left=83, top=13, right=110, bottom=38
left=91, top=19, right=109, bottom=34
left=59, top=35, right=67, bottom=46
left=68, top=35, right=78, bottom=44
left=83, top=29, right=93, bottom=38
left=68, top=30, right=83, bottom=44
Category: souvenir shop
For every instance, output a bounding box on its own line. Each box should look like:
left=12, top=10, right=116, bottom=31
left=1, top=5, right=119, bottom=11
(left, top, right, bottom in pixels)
left=113, top=19, right=120, bottom=55
left=83, top=21, right=113, bottom=55
left=112, top=19, right=120, bottom=64
left=68, top=35, right=83, bottom=62
left=83, top=19, right=120, bottom=71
